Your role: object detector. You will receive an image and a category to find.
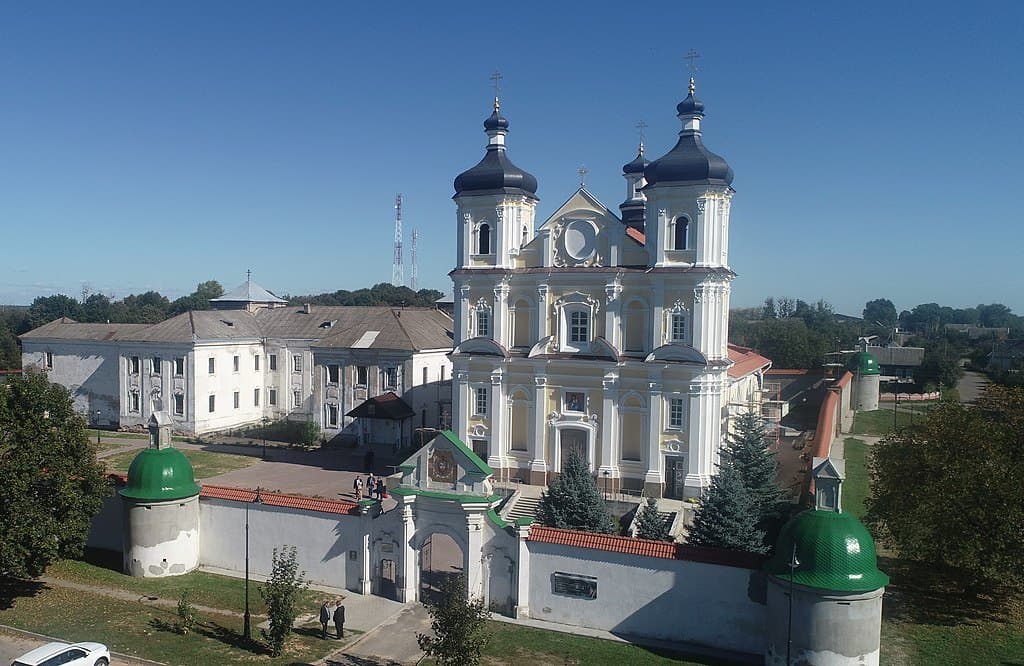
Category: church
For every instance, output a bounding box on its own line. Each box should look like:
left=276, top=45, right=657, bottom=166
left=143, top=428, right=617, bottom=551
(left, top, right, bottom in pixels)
left=449, top=77, right=767, bottom=499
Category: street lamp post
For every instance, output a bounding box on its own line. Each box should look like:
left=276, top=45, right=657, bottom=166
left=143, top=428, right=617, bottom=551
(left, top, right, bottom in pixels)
left=786, top=543, right=800, bottom=666
left=893, top=389, right=900, bottom=432
left=243, top=487, right=263, bottom=640
left=601, top=469, right=611, bottom=502
left=261, top=417, right=269, bottom=461
left=95, top=410, right=101, bottom=446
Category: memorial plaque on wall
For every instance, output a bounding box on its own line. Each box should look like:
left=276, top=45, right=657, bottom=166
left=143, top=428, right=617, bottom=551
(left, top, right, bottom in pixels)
left=552, top=572, right=598, bottom=599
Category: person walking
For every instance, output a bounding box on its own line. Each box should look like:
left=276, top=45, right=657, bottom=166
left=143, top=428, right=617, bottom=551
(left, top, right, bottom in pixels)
left=333, top=600, right=346, bottom=639
left=319, top=600, right=331, bottom=639
left=367, top=473, right=377, bottom=499
left=352, top=476, right=363, bottom=499
left=377, top=477, right=387, bottom=500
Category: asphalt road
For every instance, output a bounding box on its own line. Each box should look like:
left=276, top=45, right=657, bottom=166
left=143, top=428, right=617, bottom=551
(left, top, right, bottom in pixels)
left=957, top=370, right=991, bottom=405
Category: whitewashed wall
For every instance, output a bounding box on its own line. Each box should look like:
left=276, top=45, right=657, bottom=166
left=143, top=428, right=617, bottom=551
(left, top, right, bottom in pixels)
left=199, top=499, right=366, bottom=591
left=526, top=541, right=765, bottom=656
left=22, top=341, right=121, bottom=424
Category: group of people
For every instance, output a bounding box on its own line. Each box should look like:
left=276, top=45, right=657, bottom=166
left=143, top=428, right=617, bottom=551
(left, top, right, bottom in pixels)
left=352, top=472, right=387, bottom=500
left=319, top=598, right=346, bottom=639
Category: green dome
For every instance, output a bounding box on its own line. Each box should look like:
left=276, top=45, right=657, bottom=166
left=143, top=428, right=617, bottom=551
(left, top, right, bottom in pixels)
left=849, top=351, right=880, bottom=376
left=119, top=447, right=201, bottom=501
left=765, top=510, right=889, bottom=593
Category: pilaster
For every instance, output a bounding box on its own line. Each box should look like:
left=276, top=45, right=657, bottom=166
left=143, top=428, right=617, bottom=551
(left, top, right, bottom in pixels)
left=493, top=281, right=509, bottom=346
left=598, top=372, right=619, bottom=480
left=529, top=375, right=548, bottom=485
left=535, top=285, right=549, bottom=342
left=604, top=281, right=622, bottom=350
left=397, top=497, right=417, bottom=602
left=465, top=511, right=485, bottom=598
left=487, top=370, right=507, bottom=471
left=685, top=373, right=724, bottom=497
left=456, top=284, right=471, bottom=345
left=644, top=379, right=664, bottom=497
left=513, top=524, right=532, bottom=618
left=454, top=370, right=470, bottom=444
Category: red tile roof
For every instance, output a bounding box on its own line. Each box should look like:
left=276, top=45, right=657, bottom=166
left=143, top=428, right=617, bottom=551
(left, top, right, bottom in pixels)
left=727, top=343, right=772, bottom=379
left=625, top=227, right=646, bottom=245
left=528, top=525, right=762, bottom=569
left=106, top=473, right=360, bottom=516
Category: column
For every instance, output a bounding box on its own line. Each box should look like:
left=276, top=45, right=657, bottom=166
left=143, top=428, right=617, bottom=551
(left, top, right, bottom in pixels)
left=397, top=497, right=417, bottom=602
left=454, top=370, right=470, bottom=444
left=598, top=372, right=619, bottom=486
left=692, top=282, right=714, bottom=359
left=534, top=285, right=549, bottom=342
left=650, top=282, right=665, bottom=349
left=513, top=523, right=532, bottom=618
left=455, top=284, right=470, bottom=345
left=488, top=370, right=507, bottom=472
left=529, top=376, right=548, bottom=485
left=465, top=510, right=485, bottom=598
left=493, top=281, right=509, bottom=346
left=685, top=373, right=723, bottom=498
left=604, top=282, right=622, bottom=350
left=359, top=530, right=371, bottom=595
left=695, top=197, right=709, bottom=265
left=644, top=379, right=664, bottom=497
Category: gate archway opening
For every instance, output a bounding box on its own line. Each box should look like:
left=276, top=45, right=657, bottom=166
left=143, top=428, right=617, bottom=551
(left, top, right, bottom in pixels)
left=420, top=531, right=465, bottom=604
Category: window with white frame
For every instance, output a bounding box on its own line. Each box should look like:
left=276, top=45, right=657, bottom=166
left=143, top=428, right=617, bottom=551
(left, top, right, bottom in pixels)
left=327, top=404, right=339, bottom=427
left=129, top=391, right=140, bottom=413
left=668, top=397, right=685, bottom=429
left=233, top=355, right=240, bottom=372
left=672, top=216, right=689, bottom=250
left=569, top=310, right=590, bottom=344
left=208, top=357, right=215, bottom=374
left=474, top=386, right=488, bottom=416
left=129, top=356, right=140, bottom=374
left=293, top=390, right=301, bottom=407
left=356, top=366, right=368, bottom=387
left=666, top=303, right=690, bottom=344
left=152, top=357, right=161, bottom=374
left=558, top=295, right=596, bottom=352
left=254, top=388, right=260, bottom=406
left=269, top=389, right=277, bottom=406
left=208, top=395, right=216, bottom=413
left=292, top=354, right=302, bottom=372
left=254, top=354, right=260, bottom=371
left=174, top=357, right=185, bottom=376
left=477, top=222, right=492, bottom=255
left=474, top=301, right=491, bottom=338
left=233, top=391, right=240, bottom=409
left=173, top=393, right=184, bottom=416
left=269, top=354, right=277, bottom=371
left=327, top=365, right=340, bottom=384
left=45, top=351, right=54, bottom=369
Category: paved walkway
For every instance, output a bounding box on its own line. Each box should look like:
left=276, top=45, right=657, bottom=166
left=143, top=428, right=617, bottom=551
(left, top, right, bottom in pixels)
left=956, top=370, right=990, bottom=405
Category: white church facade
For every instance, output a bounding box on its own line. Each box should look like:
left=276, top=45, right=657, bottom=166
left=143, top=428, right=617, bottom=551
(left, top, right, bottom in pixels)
left=449, top=81, right=765, bottom=498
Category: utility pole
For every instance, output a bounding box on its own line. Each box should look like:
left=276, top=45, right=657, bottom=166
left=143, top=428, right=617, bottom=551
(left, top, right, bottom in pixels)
left=409, top=228, right=419, bottom=291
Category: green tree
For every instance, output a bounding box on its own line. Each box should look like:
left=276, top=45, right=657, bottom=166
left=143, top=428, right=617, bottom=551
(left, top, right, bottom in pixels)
left=865, top=388, right=1024, bottom=592
left=298, top=420, right=321, bottom=447
left=175, top=590, right=197, bottom=635
left=722, top=412, right=786, bottom=521
left=635, top=496, right=672, bottom=541
left=416, top=574, right=491, bottom=666
left=25, top=294, right=83, bottom=330
left=686, top=465, right=767, bottom=555
left=537, top=452, right=615, bottom=534
left=259, top=545, right=309, bottom=656
left=863, top=298, right=898, bottom=327
left=0, top=369, right=109, bottom=577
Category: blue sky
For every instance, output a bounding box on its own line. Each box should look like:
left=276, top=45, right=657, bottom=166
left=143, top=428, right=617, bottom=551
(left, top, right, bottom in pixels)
left=2, top=1, right=1022, bottom=316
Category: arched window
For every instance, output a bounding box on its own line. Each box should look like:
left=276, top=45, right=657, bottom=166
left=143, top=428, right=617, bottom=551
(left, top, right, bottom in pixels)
left=478, top=223, right=491, bottom=255
left=673, top=216, right=689, bottom=250
left=476, top=309, right=491, bottom=338
left=666, top=302, right=690, bottom=344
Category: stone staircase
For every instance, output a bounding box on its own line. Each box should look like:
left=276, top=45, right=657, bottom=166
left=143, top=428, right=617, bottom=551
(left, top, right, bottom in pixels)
left=502, top=494, right=542, bottom=523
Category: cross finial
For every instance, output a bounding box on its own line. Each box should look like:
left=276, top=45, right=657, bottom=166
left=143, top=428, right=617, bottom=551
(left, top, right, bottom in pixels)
left=684, top=49, right=700, bottom=94
left=490, top=70, right=503, bottom=110
left=635, top=120, right=647, bottom=152
left=578, top=165, right=589, bottom=187
left=246, top=269, right=251, bottom=284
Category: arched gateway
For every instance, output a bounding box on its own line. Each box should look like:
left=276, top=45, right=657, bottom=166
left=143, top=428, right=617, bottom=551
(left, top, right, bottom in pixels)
left=376, top=431, right=524, bottom=612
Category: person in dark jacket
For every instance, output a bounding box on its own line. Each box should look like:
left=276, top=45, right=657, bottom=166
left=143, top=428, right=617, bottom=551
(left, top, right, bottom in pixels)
left=319, top=600, right=331, bottom=639
left=333, top=600, right=346, bottom=638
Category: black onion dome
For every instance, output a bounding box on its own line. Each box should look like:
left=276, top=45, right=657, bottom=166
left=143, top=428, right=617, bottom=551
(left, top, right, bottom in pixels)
left=483, top=108, right=509, bottom=131
left=454, top=107, right=538, bottom=199
left=622, top=148, right=649, bottom=175
left=644, top=91, right=733, bottom=187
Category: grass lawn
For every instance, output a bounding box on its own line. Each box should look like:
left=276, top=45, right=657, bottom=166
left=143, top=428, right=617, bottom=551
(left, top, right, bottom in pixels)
left=850, top=409, right=917, bottom=436
left=87, top=428, right=147, bottom=440
left=842, top=438, right=869, bottom=520
left=0, top=580, right=344, bottom=666
left=45, top=550, right=321, bottom=617
left=103, top=447, right=258, bottom=479
left=482, top=621, right=745, bottom=665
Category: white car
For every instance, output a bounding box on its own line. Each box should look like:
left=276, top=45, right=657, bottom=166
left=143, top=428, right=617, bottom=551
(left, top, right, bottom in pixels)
left=10, top=641, right=110, bottom=666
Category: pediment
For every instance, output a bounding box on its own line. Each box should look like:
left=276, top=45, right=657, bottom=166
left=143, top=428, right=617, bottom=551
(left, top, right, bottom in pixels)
left=397, top=431, right=494, bottom=497
left=538, top=188, right=624, bottom=268
left=812, top=456, right=845, bottom=481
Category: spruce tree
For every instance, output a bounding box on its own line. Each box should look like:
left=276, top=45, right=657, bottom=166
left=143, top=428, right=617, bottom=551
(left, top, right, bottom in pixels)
left=635, top=496, right=672, bottom=541
left=537, top=452, right=616, bottom=534
left=686, top=464, right=767, bottom=555
left=722, top=411, right=786, bottom=520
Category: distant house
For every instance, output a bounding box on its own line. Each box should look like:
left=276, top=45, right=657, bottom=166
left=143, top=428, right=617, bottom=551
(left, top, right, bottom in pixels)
left=989, top=339, right=1024, bottom=372
left=865, top=344, right=925, bottom=382
left=944, top=323, right=1010, bottom=340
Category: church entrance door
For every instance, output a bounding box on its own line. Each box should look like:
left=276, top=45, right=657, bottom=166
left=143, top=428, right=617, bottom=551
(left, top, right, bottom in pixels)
left=559, top=428, right=588, bottom=469
left=665, top=455, right=686, bottom=499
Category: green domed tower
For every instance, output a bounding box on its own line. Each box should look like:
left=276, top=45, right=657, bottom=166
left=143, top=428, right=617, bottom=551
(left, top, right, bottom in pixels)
left=850, top=344, right=881, bottom=411
left=119, top=412, right=201, bottom=577
left=763, top=457, right=888, bottom=666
